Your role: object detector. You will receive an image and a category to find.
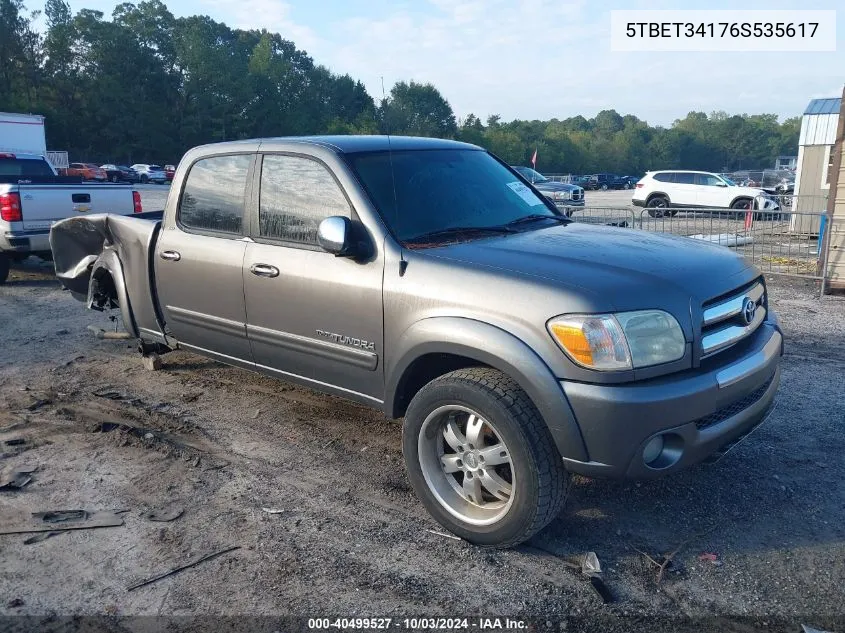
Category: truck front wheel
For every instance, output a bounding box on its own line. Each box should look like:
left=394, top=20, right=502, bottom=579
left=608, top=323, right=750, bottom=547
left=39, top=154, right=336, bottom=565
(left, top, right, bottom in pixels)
left=0, top=255, right=9, bottom=285
left=403, top=367, right=568, bottom=548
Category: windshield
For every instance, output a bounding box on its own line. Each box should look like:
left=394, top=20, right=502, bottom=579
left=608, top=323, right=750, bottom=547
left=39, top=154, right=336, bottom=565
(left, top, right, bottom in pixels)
left=720, top=176, right=736, bottom=186
left=347, top=149, right=556, bottom=242
left=149, top=165, right=162, bottom=170
left=513, top=166, right=548, bottom=183
left=0, top=157, right=55, bottom=177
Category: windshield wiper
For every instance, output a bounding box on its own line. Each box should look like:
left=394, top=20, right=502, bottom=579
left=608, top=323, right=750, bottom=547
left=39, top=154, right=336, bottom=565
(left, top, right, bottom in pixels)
left=404, top=225, right=518, bottom=244
left=505, top=213, right=571, bottom=227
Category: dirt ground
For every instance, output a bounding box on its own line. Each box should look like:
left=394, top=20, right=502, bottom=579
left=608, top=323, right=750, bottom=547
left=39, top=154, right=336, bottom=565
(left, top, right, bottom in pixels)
left=1, top=257, right=844, bottom=633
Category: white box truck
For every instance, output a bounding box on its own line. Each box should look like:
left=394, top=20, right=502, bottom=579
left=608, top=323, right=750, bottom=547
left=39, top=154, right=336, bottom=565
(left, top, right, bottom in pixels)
left=0, top=112, right=48, bottom=155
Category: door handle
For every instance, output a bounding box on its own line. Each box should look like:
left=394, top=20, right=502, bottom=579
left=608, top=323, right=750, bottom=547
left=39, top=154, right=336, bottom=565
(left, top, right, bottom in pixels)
left=250, top=263, right=279, bottom=278
left=159, top=250, right=181, bottom=261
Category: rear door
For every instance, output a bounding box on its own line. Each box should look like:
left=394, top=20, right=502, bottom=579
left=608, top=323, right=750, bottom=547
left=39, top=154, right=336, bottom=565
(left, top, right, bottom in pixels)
left=154, top=153, right=255, bottom=363
left=669, top=172, right=697, bottom=206
left=242, top=153, right=384, bottom=402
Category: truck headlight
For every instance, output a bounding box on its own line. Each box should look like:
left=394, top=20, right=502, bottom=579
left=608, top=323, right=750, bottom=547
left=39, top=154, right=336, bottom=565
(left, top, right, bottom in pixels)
left=553, top=191, right=570, bottom=200
left=548, top=310, right=686, bottom=370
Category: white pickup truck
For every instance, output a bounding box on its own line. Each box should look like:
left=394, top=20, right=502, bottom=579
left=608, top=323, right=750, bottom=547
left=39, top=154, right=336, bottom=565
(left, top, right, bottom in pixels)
left=0, top=152, right=142, bottom=284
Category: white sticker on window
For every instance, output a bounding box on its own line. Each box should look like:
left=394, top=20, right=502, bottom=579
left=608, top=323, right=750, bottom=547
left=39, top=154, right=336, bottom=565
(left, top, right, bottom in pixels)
left=506, top=181, right=544, bottom=206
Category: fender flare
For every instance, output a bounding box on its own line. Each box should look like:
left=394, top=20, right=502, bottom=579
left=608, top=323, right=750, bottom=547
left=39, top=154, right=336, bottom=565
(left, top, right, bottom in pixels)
left=87, top=249, right=139, bottom=339
left=385, top=317, right=588, bottom=462
left=729, top=195, right=754, bottom=209
left=645, top=191, right=670, bottom=205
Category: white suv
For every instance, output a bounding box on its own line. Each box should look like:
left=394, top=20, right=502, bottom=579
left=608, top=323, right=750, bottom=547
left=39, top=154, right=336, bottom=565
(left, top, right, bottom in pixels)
left=130, top=164, right=168, bottom=184
left=632, top=170, right=779, bottom=217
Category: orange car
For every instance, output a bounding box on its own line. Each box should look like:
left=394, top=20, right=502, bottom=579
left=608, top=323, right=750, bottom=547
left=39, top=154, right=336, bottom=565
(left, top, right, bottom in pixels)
left=66, top=162, right=107, bottom=181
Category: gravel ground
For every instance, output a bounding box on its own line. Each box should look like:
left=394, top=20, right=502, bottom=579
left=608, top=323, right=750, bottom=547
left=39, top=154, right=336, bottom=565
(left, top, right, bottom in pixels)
left=0, top=256, right=843, bottom=633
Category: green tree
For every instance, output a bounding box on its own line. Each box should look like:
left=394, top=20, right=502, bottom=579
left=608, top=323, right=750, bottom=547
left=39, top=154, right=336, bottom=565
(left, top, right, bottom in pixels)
left=384, top=81, right=457, bottom=137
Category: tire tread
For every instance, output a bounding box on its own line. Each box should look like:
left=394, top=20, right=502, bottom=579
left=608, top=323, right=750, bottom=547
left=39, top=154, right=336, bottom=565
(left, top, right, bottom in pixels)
left=414, top=367, right=568, bottom=547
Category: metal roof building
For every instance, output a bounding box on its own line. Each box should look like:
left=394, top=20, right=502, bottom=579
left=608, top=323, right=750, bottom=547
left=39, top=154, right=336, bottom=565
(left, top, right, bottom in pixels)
left=792, top=97, right=840, bottom=230
left=799, top=98, right=841, bottom=147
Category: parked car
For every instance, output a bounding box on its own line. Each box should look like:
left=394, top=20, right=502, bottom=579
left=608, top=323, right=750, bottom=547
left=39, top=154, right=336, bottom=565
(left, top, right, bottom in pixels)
left=632, top=170, right=781, bottom=218
left=51, top=136, right=782, bottom=547
left=618, top=175, right=640, bottom=190
left=570, top=175, right=592, bottom=187
left=131, top=164, right=168, bottom=184
left=0, top=152, right=142, bottom=284
left=584, top=173, right=627, bottom=190
left=66, top=162, right=107, bottom=182
left=164, top=164, right=176, bottom=181
left=101, top=164, right=140, bottom=183
left=510, top=166, right=585, bottom=213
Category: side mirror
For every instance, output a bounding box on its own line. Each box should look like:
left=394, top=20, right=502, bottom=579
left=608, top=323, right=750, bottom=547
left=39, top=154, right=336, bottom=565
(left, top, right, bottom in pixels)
left=317, top=216, right=356, bottom=257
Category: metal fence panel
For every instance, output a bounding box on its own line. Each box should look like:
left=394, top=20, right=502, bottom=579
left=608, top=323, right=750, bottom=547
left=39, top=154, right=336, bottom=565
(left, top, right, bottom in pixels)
left=568, top=203, right=832, bottom=288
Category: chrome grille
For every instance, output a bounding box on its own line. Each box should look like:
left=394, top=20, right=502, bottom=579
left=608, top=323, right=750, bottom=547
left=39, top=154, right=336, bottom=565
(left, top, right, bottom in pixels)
left=701, top=281, right=766, bottom=359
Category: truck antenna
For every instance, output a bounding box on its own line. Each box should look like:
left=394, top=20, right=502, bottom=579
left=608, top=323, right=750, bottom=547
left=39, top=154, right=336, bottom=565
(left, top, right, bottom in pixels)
left=382, top=76, right=407, bottom=276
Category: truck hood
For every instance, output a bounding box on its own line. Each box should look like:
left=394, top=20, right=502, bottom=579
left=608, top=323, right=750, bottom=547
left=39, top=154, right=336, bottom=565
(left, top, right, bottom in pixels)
left=424, top=223, right=757, bottom=311
left=730, top=185, right=768, bottom=196
left=531, top=181, right=581, bottom=193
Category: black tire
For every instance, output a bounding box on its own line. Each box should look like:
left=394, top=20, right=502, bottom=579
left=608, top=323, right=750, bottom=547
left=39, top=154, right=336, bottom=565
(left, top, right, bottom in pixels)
left=646, top=195, right=670, bottom=217
left=600, top=183, right=608, bottom=191
left=140, top=174, right=149, bottom=184
left=403, top=367, right=569, bottom=548
left=731, top=198, right=753, bottom=210
left=0, top=255, right=10, bottom=285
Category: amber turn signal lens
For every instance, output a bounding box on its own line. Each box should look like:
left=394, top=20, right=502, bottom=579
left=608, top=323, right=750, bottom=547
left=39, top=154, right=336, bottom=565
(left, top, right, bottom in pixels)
left=549, top=323, right=593, bottom=365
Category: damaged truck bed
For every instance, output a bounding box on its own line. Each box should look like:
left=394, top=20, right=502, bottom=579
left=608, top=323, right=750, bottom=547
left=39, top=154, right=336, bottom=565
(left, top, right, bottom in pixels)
left=51, top=210, right=165, bottom=343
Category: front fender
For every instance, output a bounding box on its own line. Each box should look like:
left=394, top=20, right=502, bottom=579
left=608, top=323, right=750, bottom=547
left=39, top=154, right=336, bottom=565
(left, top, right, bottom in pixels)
left=87, top=249, right=139, bottom=339
left=386, top=317, right=588, bottom=462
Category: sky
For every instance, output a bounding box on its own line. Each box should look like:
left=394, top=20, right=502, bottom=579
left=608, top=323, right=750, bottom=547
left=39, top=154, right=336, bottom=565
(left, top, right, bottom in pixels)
left=60, top=0, right=844, bottom=127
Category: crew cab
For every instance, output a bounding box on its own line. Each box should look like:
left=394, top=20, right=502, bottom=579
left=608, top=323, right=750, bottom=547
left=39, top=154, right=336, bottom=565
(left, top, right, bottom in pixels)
left=50, top=137, right=783, bottom=547
left=0, top=153, right=141, bottom=284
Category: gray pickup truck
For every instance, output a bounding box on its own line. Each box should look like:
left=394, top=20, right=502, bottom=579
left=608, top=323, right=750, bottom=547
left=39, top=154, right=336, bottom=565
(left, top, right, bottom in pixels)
left=50, top=136, right=783, bottom=547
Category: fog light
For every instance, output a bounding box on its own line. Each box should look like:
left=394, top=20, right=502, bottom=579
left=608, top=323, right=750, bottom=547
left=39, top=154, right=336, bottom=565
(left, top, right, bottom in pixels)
left=643, top=435, right=665, bottom=465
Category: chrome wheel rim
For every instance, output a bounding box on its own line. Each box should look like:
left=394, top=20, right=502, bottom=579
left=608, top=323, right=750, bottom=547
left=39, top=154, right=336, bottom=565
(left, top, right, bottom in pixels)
left=418, top=405, right=515, bottom=526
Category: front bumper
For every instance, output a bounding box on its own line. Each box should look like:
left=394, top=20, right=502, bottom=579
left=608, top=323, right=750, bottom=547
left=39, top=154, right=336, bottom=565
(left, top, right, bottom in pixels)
left=554, top=199, right=585, bottom=211
left=559, top=321, right=783, bottom=479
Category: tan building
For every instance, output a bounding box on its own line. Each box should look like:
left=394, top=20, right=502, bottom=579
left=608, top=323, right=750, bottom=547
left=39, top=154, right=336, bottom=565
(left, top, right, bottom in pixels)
left=825, top=94, right=845, bottom=290
left=792, top=97, right=839, bottom=235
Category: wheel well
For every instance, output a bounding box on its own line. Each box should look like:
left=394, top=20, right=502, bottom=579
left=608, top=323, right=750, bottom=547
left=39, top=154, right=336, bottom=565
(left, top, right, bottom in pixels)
left=730, top=196, right=753, bottom=208
left=646, top=192, right=668, bottom=204
left=89, top=268, right=120, bottom=311
left=392, top=353, right=488, bottom=418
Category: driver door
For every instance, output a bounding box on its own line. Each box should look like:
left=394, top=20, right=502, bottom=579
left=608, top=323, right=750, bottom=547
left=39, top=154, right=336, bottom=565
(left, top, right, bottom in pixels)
left=242, top=153, right=385, bottom=403
left=695, top=173, right=728, bottom=208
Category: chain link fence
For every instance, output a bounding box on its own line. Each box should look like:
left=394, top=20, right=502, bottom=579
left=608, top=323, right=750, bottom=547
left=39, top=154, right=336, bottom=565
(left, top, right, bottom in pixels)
left=566, top=194, right=832, bottom=295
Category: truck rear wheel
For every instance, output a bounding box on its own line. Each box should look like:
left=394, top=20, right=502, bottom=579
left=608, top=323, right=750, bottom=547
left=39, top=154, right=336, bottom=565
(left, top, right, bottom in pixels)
left=402, top=367, right=568, bottom=548
left=0, top=255, right=9, bottom=285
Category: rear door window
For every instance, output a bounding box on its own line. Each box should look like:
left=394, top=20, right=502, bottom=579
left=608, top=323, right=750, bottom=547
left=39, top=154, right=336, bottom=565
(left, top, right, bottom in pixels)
left=674, top=173, right=695, bottom=185
left=178, top=154, right=252, bottom=235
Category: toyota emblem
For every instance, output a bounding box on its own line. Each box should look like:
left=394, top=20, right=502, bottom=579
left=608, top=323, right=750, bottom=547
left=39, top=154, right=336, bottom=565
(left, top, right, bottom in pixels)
left=742, top=298, right=756, bottom=325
